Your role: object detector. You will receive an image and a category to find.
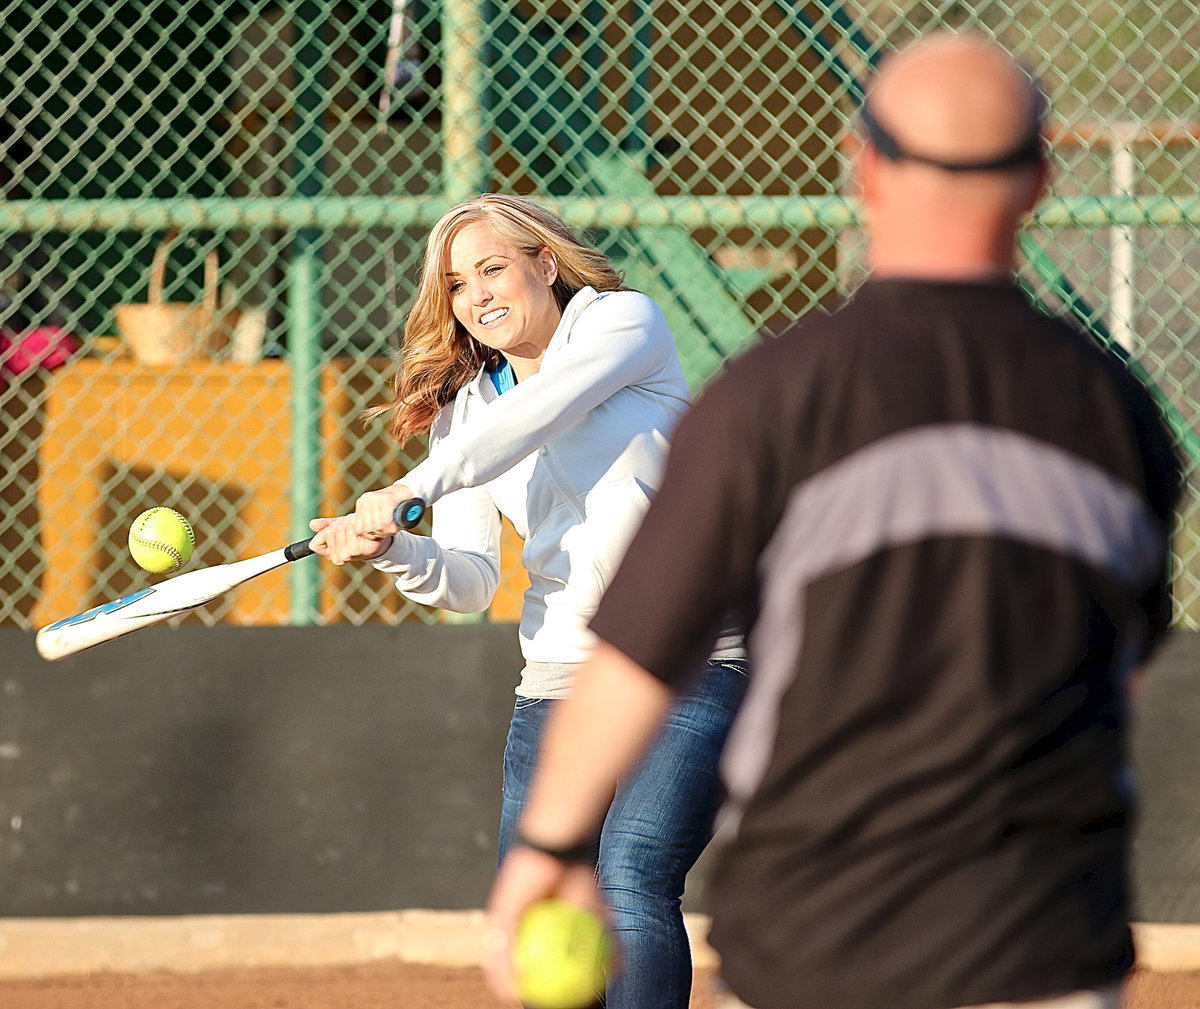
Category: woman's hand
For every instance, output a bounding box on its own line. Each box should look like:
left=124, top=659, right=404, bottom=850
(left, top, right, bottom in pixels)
left=351, top=483, right=420, bottom=537
left=307, top=515, right=393, bottom=566
left=306, top=484, right=418, bottom=566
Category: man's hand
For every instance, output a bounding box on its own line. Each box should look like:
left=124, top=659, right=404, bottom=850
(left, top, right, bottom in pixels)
left=483, top=847, right=607, bottom=1005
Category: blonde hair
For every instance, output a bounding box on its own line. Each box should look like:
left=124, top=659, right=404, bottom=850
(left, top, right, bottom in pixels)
left=366, top=194, right=626, bottom=442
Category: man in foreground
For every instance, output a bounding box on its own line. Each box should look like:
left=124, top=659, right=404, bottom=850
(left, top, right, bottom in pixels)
left=486, top=32, right=1181, bottom=1009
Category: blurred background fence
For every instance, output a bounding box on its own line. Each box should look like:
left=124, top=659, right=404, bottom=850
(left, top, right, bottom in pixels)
left=1, top=0, right=1197, bottom=631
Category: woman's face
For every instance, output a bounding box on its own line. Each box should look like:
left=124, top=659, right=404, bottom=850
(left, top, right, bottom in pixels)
left=445, top=221, right=561, bottom=379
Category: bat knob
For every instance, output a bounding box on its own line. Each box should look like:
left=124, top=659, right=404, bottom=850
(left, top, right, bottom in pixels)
left=285, top=541, right=316, bottom=562
left=394, top=498, right=426, bottom=529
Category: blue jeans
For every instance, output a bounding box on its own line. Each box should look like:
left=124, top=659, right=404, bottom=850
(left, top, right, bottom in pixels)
left=499, top=659, right=749, bottom=1009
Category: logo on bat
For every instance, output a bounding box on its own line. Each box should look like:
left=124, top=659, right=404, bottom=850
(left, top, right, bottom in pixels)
left=44, top=589, right=157, bottom=630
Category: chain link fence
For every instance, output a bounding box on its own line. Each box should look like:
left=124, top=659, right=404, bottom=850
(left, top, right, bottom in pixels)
left=1, top=1, right=1197, bottom=630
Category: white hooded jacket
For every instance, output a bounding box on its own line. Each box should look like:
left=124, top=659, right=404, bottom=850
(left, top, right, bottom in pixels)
left=370, top=286, right=692, bottom=690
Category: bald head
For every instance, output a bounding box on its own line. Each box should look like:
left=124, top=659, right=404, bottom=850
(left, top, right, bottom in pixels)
left=857, top=33, right=1050, bottom=280
left=868, top=33, right=1044, bottom=171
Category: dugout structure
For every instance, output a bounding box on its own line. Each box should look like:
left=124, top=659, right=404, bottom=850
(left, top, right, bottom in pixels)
left=1, top=0, right=1197, bottom=630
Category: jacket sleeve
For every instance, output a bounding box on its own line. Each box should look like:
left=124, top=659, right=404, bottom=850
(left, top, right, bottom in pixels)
left=370, top=479, right=502, bottom=613
left=401, top=292, right=687, bottom=504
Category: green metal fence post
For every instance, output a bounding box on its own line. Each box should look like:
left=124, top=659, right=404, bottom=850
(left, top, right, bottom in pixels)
left=288, top=0, right=328, bottom=624
left=443, top=0, right=489, bottom=203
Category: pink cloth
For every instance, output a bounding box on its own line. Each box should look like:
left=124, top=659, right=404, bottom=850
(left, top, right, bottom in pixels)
left=0, top=326, right=81, bottom=386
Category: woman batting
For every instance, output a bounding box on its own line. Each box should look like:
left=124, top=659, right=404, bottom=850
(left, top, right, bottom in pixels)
left=310, top=194, right=746, bottom=1009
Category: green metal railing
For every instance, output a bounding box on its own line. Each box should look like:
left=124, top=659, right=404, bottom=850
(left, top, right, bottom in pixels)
left=1, top=0, right=1196, bottom=631
left=3, top=194, right=1200, bottom=231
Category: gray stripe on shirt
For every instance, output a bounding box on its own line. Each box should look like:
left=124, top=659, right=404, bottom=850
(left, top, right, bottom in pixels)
left=720, top=422, right=1163, bottom=830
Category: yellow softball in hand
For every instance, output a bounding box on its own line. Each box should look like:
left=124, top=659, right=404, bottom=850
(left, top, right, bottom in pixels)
left=128, top=507, right=195, bottom=574
left=514, top=899, right=611, bottom=1009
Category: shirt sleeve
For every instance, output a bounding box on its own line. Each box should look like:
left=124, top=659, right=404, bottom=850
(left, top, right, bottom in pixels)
left=589, top=349, right=782, bottom=686
left=401, top=292, right=688, bottom=504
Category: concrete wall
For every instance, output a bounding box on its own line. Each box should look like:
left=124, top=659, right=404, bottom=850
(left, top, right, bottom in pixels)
left=0, top=625, right=520, bottom=916
left=1, top=627, right=1196, bottom=920
left=1130, top=629, right=1200, bottom=922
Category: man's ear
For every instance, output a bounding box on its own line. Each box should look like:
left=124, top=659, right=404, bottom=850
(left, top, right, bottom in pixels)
left=856, top=143, right=880, bottom=209
left=1025, top=158, right=1052, bottom=213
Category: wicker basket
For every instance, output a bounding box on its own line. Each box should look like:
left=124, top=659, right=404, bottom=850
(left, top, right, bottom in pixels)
left=114, top=234, right=233, bottom=365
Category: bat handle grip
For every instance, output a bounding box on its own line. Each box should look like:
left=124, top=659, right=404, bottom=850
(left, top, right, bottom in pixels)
left=284, top=499, right=426, bottom=564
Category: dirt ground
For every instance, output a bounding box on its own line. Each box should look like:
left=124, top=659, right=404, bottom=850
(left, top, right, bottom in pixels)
left=0, top=964, right=1197, bottom=1009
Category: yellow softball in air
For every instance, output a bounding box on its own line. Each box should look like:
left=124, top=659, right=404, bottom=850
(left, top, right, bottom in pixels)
left=128, top=507, right=195, bottom=574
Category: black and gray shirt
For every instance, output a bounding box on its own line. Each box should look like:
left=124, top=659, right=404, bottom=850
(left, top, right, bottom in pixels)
left=591, top=279, right=1181, bottom=1009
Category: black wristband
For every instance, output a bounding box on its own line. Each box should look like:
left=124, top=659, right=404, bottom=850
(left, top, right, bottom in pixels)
left=514, top=829, right=600, bottom=865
